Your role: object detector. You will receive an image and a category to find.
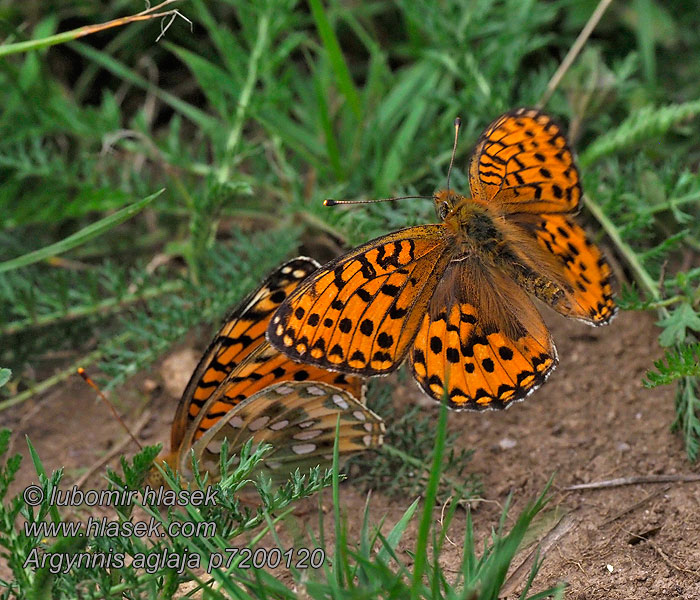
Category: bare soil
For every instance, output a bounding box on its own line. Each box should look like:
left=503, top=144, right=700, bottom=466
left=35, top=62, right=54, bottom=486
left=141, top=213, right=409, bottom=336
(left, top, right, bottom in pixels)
left=4, top=308, right=700, bottom=599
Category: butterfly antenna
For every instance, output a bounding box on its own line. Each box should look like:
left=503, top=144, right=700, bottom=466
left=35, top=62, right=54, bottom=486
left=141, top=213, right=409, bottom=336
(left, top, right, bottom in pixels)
left=446, top=117, right=462, bottom=193
left=77, top=368, right=143, bottom=451
left=324, top=195, right=431, bottom=207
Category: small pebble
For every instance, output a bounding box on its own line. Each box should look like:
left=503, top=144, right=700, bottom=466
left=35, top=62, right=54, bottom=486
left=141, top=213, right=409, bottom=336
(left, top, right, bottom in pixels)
left=499, top=437, right=517, bottom=450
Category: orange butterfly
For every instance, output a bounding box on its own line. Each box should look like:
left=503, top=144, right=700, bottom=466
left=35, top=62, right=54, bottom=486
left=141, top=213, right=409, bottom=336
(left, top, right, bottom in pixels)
left=160, top=257, right=384, bottom=482
left=268, top=108, right=617, bottom=410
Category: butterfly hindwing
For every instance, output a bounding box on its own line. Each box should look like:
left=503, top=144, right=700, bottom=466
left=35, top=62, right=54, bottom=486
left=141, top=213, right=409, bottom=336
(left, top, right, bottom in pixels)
left=268, top=226, right=452, bottom=375
left=187, top=382, right=385, bottom=483
left=469, top=108, right=581, bottom=215
left=409, top=261, right=557, bottom=409
left=171, top=257, right=320, bottom=451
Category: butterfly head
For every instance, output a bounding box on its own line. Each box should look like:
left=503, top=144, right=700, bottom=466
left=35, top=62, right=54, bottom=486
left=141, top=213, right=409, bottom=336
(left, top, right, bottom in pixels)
left=433, top=189, right=465, bottom=221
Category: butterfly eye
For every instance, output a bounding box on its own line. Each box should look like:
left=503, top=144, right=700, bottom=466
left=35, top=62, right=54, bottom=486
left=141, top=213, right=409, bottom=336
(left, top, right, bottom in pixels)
left=438, top=201, right=449, bottom=220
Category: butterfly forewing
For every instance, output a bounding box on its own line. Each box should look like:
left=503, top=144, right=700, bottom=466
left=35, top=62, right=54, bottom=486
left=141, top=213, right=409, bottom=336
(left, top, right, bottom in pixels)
left=469, top=108, right=581, bottom=214
left=187, top=382, right=385, bottom=482
left=171, top=257, right=321, bottom=451
left=268, top=227, right=452, bottom=375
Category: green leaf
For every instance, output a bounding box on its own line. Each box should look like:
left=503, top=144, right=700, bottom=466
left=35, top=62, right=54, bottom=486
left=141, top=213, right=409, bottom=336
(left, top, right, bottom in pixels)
left=0, top=368, right=10, bottom=388
left=657, top=303, right=700, bottom=347
left=164, top=42, right=236, bottom=118
left=580, top=100, right=700, bottom=167
left=28, top=536, right=89, bottom=600
left=644, top=343, right=700, bottom=387
left=376, top=498, right=419, bottom=563
left=0, top=189, right=163, bottom=273
left=25, top=436, right=61, bottom=524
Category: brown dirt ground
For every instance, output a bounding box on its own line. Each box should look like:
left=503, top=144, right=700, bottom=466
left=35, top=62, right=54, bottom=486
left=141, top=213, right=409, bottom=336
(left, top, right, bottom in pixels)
left=3, top=307, right=700, bottom=599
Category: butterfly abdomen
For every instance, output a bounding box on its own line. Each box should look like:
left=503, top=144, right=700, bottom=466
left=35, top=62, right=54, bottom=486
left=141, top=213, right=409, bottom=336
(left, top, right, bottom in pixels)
left=504, top=258, right=570, bottom=309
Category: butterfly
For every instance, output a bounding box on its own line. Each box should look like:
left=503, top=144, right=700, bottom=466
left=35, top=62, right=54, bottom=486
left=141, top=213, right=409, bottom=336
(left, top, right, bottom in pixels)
left=267, top=108, right=617, bottom=411
left=159, top=257, right=384, bottom=483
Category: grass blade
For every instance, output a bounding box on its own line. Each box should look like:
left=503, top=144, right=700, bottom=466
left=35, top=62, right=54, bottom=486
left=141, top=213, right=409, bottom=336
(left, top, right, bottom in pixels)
left=0, top=1, right=184, bottom=58
left=307, top=0, right=363, bottom=120
left=376, top=497, right=420, bottom=563
left=410, top=394, right=449, bottom=598
left=70, top=41, right=217, bottom=131
left=0, top=190, right=163, bottom=274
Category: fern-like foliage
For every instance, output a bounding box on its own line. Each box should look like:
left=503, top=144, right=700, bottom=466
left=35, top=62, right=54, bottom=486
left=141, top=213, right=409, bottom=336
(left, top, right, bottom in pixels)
left=580, top=100, right=700, bottom=167
left=645, top=344, right=700, bottom=388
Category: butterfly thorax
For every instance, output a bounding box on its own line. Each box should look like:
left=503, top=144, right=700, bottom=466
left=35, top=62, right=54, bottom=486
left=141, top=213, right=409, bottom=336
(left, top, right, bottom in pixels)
left=434, top=189, right=572, bottom=311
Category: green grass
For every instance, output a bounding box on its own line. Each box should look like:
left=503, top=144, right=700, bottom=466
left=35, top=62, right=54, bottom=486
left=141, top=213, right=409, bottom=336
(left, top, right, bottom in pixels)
left=0, top=413, right=563, bottom=599
left=0, top=0, right=699, bottom=596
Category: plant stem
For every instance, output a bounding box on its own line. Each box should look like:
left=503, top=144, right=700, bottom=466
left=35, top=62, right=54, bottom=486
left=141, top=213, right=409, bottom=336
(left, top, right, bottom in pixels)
left=1, top=280, right=184, bottom=336
left=0, top=1, right=182, bottom=58
left=218, top=9, right=271, bottom=184
left=0, top=335, right=128, bottom=412
left=643, top=190, right=700, bottom=216
left=538, top=0, right=615, bottom=107
left=647, top=295, right=688, bottom=309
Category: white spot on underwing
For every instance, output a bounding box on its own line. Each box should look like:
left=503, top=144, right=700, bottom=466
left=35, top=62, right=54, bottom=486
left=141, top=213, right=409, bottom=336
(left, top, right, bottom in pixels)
left=249, top=416, right=270, bottom=431
left=292, top=443, right=316, bottom=455
left=227, top=416, right=244, bottom=429
left=353, top=410, right=367, bottom=421
left=294, top=429, right=323, bottom=441
left=207, top=440, right=223, bottom=454
left=332, top=394, right=349, bottom=409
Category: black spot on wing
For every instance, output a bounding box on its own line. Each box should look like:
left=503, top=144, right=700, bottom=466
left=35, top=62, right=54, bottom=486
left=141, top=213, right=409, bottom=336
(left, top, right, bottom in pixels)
left=270, top=290, right=286, bottom=303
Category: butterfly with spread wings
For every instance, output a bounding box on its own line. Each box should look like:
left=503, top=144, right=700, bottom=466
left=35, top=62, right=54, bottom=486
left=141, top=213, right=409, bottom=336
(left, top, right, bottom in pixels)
left=268, top=108, right=617, bottom=410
